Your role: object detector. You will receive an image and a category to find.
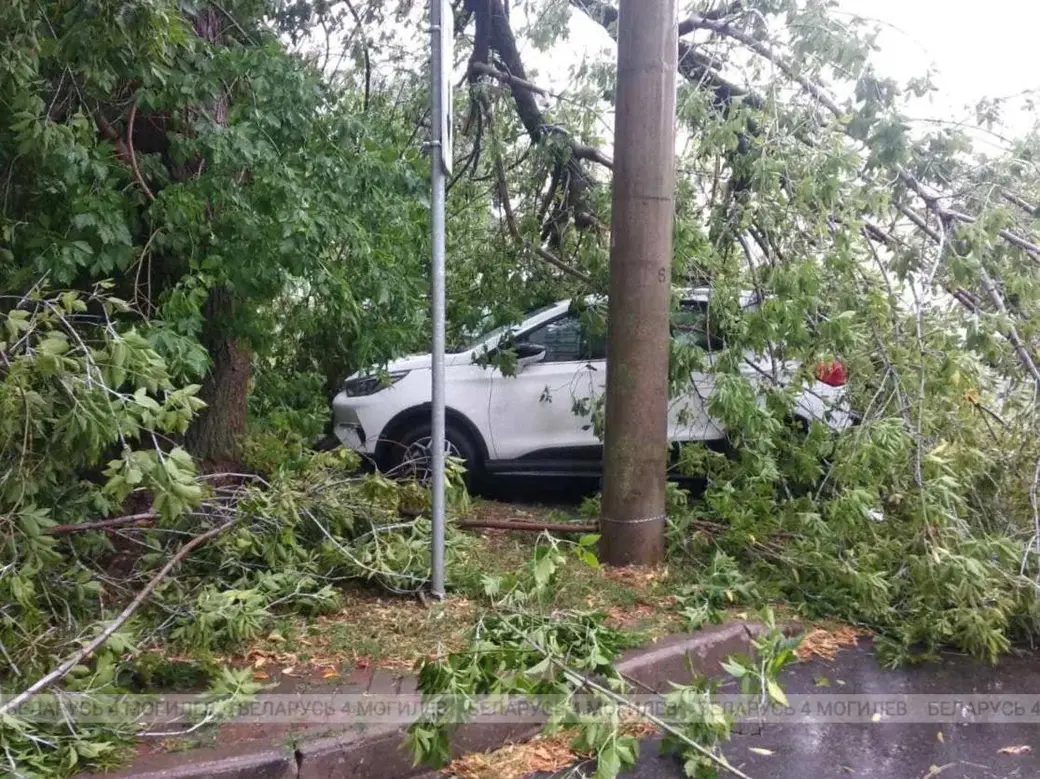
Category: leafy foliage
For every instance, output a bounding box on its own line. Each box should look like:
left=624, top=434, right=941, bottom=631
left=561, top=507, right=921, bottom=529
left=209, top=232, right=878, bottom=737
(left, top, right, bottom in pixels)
left=0, top=289, right=480, bottom=777
left=408, top=536, right=797, bottom=778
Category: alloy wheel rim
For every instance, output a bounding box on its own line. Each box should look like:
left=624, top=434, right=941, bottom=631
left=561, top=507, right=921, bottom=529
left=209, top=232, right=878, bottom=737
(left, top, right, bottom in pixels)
left=402, top=435, right=462, bottom=483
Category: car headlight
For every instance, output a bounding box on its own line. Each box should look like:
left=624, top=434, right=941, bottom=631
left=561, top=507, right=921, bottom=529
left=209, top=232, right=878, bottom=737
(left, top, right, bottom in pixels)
left=343, top=370, right=409, bottom=397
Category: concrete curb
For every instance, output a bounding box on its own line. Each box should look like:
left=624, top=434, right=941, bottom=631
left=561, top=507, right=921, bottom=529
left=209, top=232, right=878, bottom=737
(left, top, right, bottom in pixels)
left=79, top=620, right=795, bottom=779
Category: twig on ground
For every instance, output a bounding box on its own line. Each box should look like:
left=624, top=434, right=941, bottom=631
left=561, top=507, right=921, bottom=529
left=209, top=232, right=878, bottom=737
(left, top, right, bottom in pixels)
left=458, top=518, right=598, bottom=533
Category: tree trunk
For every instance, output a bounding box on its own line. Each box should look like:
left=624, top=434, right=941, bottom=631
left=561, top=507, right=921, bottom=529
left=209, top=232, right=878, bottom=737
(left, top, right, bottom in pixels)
left=185, top=287, right=251, bottom=470
left=182, top=8, right=251, bottom=470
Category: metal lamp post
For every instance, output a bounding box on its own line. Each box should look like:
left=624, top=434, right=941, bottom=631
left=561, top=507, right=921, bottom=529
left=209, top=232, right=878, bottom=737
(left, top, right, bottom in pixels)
left=429, top=0, right=452, bottom=599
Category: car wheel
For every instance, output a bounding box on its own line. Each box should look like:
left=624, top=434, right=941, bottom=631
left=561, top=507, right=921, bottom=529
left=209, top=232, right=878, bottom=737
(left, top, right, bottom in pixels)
left=386, top=421, right=481, bottom=489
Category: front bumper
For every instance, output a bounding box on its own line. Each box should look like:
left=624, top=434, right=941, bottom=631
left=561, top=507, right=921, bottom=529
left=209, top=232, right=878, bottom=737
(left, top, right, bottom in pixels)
left=335, top=422, right=366, bottom=451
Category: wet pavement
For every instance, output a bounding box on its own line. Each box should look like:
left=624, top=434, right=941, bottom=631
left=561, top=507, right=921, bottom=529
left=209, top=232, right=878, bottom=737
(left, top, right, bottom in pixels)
left=528, top=639, right=1040, bottom=779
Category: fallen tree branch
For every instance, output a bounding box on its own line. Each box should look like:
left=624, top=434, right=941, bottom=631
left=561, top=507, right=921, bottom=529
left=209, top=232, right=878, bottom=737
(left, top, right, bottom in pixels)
left=977, top=267, right=1040, bottom=386
left=47, top=512, right=159, bottom=536
left=510, top=624, right=757, bottom=779
left=678, top=0, right=747, bottom=34
left=470, top=0, right=601, bottom=238
left=0, top=517, right=240, bottom=719
left=547, top=127, right=614, bottom=170
left=861, top=219, right=981, bottom=314
left=571, top=0, right=1040, bottom=388
left=530, top=243, right=593, bottom=282
left=572, top=1, right=754, bottom=107
left=1002, top=189, right=1040, bottom=217
left=458, top=518, right=598, bottom=533
left=470, top=61, right=547, bottom=97
left=468, top=65, right=614, bottom=169
left=681, top=12, right=843, bottom=116
left=863, top=213, right=1040, bottom=375
left=683, top=9, right=1040, bottom=261
left=899, top=170, right=1040, bottom=260
left=577, top=1, right=1040, bottom=265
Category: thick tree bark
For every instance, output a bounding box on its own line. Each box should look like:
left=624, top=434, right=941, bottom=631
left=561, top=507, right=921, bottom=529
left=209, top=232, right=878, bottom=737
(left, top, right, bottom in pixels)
left=185, top=288, right=251, bottom=470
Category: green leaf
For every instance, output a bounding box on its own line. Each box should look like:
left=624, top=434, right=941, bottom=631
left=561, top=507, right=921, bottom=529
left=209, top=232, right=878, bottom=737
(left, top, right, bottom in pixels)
left=578, top=550, right=600, bottom=568
left=720, top=658, right=747, bottom=678
left=766, top=679, right=788, bottom=708
left=533, top=554, right=556, bottom=587
left=596, top=744, right=621, bottom=778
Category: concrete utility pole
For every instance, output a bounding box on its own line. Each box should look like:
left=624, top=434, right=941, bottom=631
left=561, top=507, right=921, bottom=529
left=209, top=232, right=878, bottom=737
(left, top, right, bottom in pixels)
left=600, top=0, right=678, bottom=566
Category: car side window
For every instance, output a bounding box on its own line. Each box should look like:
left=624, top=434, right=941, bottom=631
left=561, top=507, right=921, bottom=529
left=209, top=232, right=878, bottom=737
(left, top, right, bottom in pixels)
left=672, top=301, right=724, bottom=351
left=519, top=313, right=605, bottom=363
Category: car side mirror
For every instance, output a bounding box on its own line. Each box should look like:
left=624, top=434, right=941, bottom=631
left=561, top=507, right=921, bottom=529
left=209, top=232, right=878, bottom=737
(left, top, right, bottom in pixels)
left=514, top=343, right=546, bottom=369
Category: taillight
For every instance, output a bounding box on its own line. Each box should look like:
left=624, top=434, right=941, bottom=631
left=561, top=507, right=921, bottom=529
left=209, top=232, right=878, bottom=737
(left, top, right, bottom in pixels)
left=815, top=360, right=848, bottom=387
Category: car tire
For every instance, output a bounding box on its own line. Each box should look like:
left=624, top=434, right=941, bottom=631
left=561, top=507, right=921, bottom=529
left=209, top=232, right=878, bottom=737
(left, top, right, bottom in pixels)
left=385, top=421, right=482, bottom=490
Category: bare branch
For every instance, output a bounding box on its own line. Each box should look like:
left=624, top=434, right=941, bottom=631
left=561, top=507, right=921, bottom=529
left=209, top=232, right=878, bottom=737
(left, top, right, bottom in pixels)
left=494, top=155, right=593, bottom=283
left=978, top=267, right=1040, bottom=387
left=1002, top=189, right=1040, bottom=217
left=127, top=100, right=156, bottom=202
left=458, top=518, right=597, bottom=533
left=48, top=512, right=159, bottom=536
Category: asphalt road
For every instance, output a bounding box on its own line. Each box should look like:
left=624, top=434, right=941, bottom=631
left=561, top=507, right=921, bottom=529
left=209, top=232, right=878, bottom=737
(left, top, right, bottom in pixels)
left=526, top=640, right=1040, bottom=779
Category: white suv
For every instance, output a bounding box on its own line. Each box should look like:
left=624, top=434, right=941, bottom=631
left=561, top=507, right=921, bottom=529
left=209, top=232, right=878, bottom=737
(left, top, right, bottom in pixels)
left=330, top=289, right=853, bottom=481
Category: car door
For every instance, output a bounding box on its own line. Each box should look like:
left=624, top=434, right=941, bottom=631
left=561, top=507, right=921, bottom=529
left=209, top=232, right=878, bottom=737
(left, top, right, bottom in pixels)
left=487, top=310, right=607, bottom=463
left=668, top=299, right=726, bottom=442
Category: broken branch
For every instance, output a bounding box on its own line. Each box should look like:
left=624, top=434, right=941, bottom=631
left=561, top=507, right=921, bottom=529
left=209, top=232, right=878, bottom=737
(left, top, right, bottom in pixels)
left=48, top=512, right=159, bottom=536
left=0, top=517, right=240, bottom=719
left=458, top=518, right=598, bottom=533
left=494, top=154, right=593, bottom=283
left=977, top=267, right=1040, bottom=387
left=127, top=99, right=156, bottom=202
left=470, top=61, right=547, bottom=96
left=899, top=170, right=1040, bottom=260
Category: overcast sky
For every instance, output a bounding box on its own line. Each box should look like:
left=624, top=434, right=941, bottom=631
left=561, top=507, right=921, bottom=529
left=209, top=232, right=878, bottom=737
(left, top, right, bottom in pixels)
left=837, top=0, right=1039, bottom=133
left=515, top=0, right=1040, bottom=148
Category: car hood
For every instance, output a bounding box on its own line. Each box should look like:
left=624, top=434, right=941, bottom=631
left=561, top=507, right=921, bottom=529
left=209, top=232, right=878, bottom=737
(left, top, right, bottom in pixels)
left=372, top=350, right=475, bottom=374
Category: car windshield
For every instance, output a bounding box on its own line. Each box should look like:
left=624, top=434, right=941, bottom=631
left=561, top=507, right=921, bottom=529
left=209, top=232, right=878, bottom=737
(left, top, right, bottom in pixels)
left=453, top=303, right=558, bottom=352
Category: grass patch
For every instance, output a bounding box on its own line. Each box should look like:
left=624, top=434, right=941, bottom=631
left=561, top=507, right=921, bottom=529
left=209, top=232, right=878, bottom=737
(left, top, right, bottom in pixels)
left=216, top=500, right=690, bottom=680
left=453, top=525, right=687, bottom=641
